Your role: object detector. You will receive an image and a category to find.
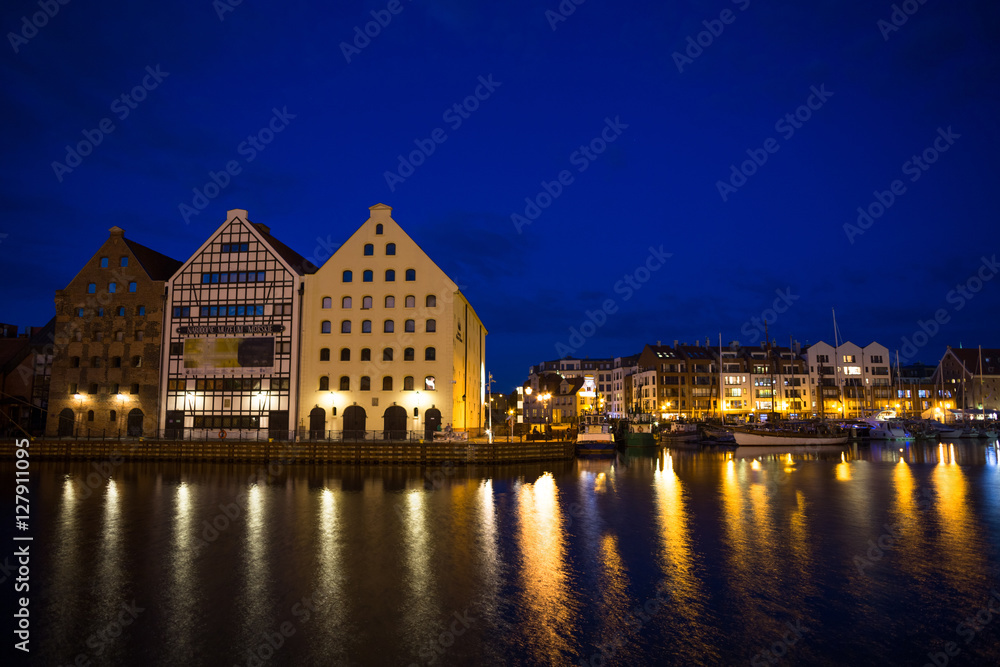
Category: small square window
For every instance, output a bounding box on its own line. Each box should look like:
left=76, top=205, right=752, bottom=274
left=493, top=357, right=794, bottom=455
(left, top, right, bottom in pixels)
left=87, top=283, right=96, bottom=293
left=100, top=257, right=108, bottom=267
left=128, top=282, right=137, bottom=292
left=120, top=257, right=128, bottom=267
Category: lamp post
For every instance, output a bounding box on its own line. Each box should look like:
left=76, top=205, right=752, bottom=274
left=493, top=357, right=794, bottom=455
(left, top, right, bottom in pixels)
left=73, top=393, right=84, bottom=437
left=538, top=392, right=552, bottom=439
left=116, top=393, right=127, bottom=439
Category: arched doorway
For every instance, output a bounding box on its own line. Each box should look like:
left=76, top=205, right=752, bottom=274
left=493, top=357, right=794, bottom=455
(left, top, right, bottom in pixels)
left=383, top=405, right=407, bottom=440
left=343, top=405, right=366, bottom=441
left=127, top=408, right=144, bottom=437
left=309, top=406, right=326, bottom=440
left=57, top=408, right=75, bottom=437
left=424, top=407, right=442, bottom=441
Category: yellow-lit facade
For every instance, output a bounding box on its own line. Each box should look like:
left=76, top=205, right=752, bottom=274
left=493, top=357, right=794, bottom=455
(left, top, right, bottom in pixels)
left=298, top=204, right=487, bottom=437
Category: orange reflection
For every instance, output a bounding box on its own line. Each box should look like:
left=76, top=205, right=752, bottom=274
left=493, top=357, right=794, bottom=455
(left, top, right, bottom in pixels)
left=890, top=460, right=928, bottom=579
left=932, top=452, right=985, bottom=595
left=516, top=472, right=576, bottom=661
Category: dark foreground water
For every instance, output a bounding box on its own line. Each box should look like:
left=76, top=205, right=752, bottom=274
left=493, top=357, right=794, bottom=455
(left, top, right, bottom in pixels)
left=3, top=441, right=1000, bottom=666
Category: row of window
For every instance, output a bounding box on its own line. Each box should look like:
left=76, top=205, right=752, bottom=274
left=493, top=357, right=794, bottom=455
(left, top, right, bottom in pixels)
left=77, top=306, right=146, bottom=317
left=193, top=416, right=260, bottom=429
left=69, top=382, right=140, bottom=395
left=342, top=269, right=416, bottom=283
left=70, top=355, right=142, bottom=368
left=220, top=242, right=251, bottom=253
left=70, top=330, right=145, bottom=342
left=166, top=378, right=291, bottom=391
left=100, top=257, right=129, bottom=268
left=321, top=320, right=437, bottom=334
left=318, top=375, right=435, bottom=392
left=86, top=281, right=138, bottom=294
left=168, top=342, right=292, bottom=355
left=322, top=295, right=436, bottom=309
left=200, top=271, right=268, bottom=284
left=319, top=346, right=434, bottom=362
left=200, top=305, right=266, bottom=317
left=363, top=243, right=395, bottom=255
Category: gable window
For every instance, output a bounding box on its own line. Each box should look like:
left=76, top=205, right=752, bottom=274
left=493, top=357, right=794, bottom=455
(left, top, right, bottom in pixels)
left=88, top=283, right=96, bottom=293
left=100, top=258, right=108, bottom=267
left=343, top=270, right=353, bottom=282
left=364, top=244, right=374, bottom=256
left=375, top=223, right=383, bottom=235
left=386, top=243, right=396, bottom=255
left=128, top=282, right=137, bottom=292
left=120, top=257, right=128, bottom=267
left=405, top=269, right=416, bottom=281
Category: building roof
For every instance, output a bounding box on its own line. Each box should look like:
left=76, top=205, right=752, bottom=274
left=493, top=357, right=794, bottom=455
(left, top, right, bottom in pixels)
left=252, top=223, right=318, bottom=275
left=946, top=346, right=1000, bottom=376
left=122, top=237, right=183, bottom=281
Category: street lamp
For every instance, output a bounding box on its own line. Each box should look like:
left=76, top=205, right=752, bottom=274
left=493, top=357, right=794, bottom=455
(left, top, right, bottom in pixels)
left=538, top=392, right=552, bottom=439
left=116, top=393, right=128, bottom=439
left=73, top=393, right=84, bottom=437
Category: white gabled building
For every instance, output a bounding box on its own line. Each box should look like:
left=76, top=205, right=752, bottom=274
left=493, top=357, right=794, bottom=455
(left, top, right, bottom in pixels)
left=803, top=340, right=892, bottom=417
left=158, top=209, right=316, bottom=439
left=298, top=204, right=487, bottom=439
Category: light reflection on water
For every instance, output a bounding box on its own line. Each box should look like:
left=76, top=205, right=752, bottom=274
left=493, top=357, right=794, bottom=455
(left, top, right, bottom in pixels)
left=10, top=440, right=1000, bottom=666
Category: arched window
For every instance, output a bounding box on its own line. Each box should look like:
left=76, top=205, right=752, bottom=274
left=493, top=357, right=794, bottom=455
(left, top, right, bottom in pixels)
left=375, top=223, right=383, bottom=235
left=339, top=376, right=350, bottom=391
left=386, top=243, right=396, bottom=255
left=108, top=282, right=117, bottom=293
left=340, top=320, right=351, bottom=333
left=362, top=296, right=372, bottom=309
left=426, top=319, right=436, bottom=332
left=320, top=348, right=330, bottom=361
left=424, top=376, right=436, bottom=390
left=322, top=321, right=332, bottom=334
left=110, top=410, right=117, bottom=423
left=319, top=376, right=330, bottom=391
left=360, top=348, right=371, bottom=361
left=426, top=295, right=437, bottom=307
left=425, top=347, right=436, bottom=361
left=385, top=269, right=395, bottom=282
left=363, top=270, right=373, bottom=282
left=383, top=348, right=393, bottom=361
left=405, top=295, right=415, bottom=308
left=362, top=320, right=372, bottom=333
left=322, top=297, right=332, bottom=309
left=405, top=319, right=415, bottom=332
left=340, top=348, right=350, bottom=361
left=384, top=320, right=394, bottom=333
left=385, top=296, right=395, bottom=308
left=405, top=269, right=416, bottom=281
left=404, top=347, right=414, bottom=361
left=364, top=243, right=374, bottom=256
left=404, top=376, right=414, bottom=391
left=382, top=376, right=393, bottom=391
left=342, top=296, right=352, bottom=308
left=87, top=410, right=95, bottom=422
left=342, top=270, right=353, bottom=282
left=360, top=376, right=371, bottom=391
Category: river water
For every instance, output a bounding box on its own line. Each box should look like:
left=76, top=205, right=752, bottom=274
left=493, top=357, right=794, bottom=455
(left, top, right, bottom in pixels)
left=4, top=440, right=1000, bottom=666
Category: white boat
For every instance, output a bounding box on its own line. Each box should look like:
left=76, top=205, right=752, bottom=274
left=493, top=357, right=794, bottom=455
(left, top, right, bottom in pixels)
left=862, top=410, right=912, bottom=440
left=731, top=425, right=848, bottom=446
left=576, top=413, right=616, bottom=456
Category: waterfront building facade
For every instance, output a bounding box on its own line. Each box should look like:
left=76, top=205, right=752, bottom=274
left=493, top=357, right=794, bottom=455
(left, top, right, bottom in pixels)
left=47, top=227, right=181, bottom=437
left=158, top=210, right=315, bottom=439
left=934, top=346, right=1000, bottom=418
left=298, top=204, right=486, bottom=438
left=804, top=341, right=892, bottom=417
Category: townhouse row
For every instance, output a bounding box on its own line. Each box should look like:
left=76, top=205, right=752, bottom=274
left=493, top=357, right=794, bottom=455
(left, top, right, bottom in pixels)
left=522, top=341, right=1000, bottom=423
left=45, top=205, right=487, bottom=439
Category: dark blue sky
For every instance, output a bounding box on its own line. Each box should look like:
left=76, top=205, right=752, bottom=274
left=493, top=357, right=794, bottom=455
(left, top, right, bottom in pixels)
left=3, top=1, right=999, bottom=391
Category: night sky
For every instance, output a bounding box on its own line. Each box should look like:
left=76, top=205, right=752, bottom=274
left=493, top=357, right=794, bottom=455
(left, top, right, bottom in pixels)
left=3, top=1, right=999, bottom=392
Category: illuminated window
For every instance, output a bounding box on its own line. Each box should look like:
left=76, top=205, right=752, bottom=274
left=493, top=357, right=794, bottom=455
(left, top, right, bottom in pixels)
left=319, top=376, right=330, bottom=391
left=424, top=376, right=436, bottom=391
